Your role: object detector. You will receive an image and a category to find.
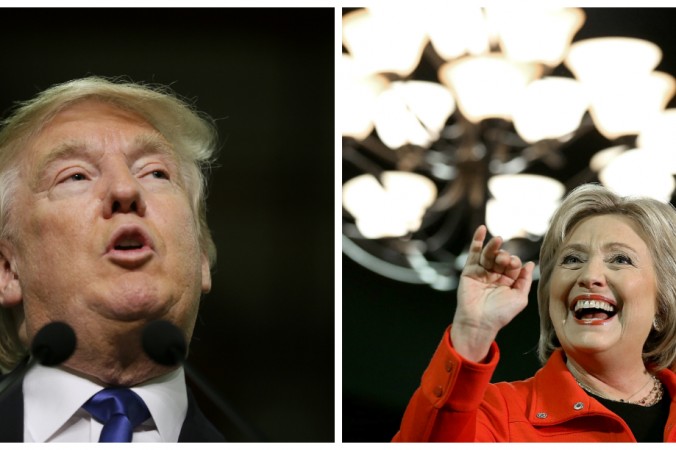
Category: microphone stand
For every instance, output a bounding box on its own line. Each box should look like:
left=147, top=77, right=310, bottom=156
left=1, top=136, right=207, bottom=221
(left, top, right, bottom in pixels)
left=184, top=361, right=266, bottom=442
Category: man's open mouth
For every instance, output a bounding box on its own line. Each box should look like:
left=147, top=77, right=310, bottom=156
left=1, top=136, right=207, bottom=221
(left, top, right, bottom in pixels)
left=113, top=234, right=146, bottom=251
left=106, top=225, right=154, bottom=268
left=108, top=226, right=153, bottom=253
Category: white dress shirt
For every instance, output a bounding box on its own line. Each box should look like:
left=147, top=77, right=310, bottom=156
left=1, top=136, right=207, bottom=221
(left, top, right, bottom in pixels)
left=23, top=363, right=188, bottom=442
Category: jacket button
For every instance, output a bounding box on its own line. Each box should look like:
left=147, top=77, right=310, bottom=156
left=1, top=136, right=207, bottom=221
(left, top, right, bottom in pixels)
left=574, top=402, right=584, bottom=410
left=445, top=360, right=454, bottom=372
left=433, top=386, right=443, bottom=397
left=536, top=412, right=548, bottom=419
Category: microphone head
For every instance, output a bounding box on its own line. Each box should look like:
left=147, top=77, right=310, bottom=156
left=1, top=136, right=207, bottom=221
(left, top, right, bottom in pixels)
left=141, top=320, right=187, bottom=366
left=31, top=322, right=77, bottom=366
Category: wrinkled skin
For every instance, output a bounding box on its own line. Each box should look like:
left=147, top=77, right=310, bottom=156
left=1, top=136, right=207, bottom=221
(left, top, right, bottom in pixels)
left=0, top=100, right=211, bottom=386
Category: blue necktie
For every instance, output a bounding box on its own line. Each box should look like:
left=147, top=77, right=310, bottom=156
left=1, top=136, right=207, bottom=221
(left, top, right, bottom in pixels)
left=83, top=388, right=151, bottom=442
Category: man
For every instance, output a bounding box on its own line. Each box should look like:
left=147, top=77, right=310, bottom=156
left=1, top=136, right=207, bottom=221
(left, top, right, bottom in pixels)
left=0, top=77, right=224, bottom=442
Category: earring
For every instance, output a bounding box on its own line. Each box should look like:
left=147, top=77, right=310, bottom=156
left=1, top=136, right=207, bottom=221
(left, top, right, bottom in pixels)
left=654, top=317, right=662, bottom=332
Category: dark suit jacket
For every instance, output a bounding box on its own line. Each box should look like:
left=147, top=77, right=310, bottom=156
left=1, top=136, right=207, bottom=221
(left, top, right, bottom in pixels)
left=0, top=364, right=225, bottom=442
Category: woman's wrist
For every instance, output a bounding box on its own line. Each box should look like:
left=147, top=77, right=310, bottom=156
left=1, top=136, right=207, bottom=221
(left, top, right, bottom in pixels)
left=450, top=323, right=496, bottom=363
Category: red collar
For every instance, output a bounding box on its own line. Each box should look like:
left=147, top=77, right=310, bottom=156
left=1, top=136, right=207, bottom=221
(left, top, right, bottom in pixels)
left=527, top=349, right=676, bottom=432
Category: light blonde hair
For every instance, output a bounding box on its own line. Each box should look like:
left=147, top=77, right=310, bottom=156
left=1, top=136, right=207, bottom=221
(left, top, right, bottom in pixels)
left=0, top=76, right=218, bottom=367
left=537, top=183, right=676, bottom=371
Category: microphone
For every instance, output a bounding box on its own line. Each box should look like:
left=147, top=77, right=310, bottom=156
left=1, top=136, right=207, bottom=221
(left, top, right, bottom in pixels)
left=31, top=321, right=77, bottom=366
left=0, top=321, right=77, bottom=400
left=141, top=320, right=265, bottom=441
left=141, top=320, right=187, bottom=366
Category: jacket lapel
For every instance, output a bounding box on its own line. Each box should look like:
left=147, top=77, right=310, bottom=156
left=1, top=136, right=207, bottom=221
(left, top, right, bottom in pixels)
left=0, top=364, right=26, bottom=442
left=178, top=388, right=226, bottom=442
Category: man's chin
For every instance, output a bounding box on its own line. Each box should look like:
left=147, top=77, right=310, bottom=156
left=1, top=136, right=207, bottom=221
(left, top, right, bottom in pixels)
left=88, top=273, right=172, bottom=320
left=90, top=295, right=169, bottom=323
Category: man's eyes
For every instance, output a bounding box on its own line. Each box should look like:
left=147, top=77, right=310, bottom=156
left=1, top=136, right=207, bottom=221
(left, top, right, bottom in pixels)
left=68, top=173, right=88, bottom=182
left=56, top=170, right=90, bottom=184
left=147, top=169, right=170, bottom=180
left=55, top=168, right=171, bottom=184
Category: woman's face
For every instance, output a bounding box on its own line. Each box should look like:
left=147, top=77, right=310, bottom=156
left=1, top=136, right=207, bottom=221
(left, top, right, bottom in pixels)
left=549, top=214, right=657, bottom=362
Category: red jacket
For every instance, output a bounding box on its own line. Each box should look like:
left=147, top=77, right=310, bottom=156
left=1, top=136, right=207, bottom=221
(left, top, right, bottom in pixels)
left=393, top=327, right=676, bottom=442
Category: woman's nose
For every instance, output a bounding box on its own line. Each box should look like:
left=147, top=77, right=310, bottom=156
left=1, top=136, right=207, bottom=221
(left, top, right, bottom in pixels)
left=577, top=258, right=607, bottom=289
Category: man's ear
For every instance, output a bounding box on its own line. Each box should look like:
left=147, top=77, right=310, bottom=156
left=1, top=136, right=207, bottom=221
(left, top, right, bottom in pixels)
left=201, top=253, right=212, bottom=294
left=0, top=241, right=22, bottom=308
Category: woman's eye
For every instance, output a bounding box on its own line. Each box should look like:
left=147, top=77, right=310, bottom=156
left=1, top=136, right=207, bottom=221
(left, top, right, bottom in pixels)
left=561, top=254, right=582, bottom=265
left=611, top=254, right=633, bottom=265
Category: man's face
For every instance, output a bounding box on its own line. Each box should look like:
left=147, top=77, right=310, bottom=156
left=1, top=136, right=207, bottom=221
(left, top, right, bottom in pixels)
left=5, top=100, right=211, bottom=347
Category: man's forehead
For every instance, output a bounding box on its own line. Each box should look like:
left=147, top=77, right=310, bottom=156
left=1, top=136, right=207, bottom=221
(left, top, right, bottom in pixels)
left=44, top=99, right=151, bottom=128
left=27, top=101, right=175, bottom=166
left=37, top=132, right=174, bottom=164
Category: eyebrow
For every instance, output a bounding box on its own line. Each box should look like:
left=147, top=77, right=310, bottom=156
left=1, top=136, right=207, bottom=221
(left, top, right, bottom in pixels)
left=31, top=132, right=176, bottom=187
left=131, top=132, right=176, bottom=160
left=559, top=242, right=639, bottom=255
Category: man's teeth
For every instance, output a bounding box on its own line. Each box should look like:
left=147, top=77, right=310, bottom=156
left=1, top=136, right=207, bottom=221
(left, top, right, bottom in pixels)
left=574, top=300, right=615, bottom=312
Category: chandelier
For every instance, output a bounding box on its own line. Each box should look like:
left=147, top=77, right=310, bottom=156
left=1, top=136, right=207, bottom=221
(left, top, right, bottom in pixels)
left=341, top=6, right=676, bottom=291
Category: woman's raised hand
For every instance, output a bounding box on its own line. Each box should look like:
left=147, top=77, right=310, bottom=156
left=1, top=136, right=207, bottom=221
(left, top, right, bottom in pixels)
left=451, top=225, right=535, bottom=362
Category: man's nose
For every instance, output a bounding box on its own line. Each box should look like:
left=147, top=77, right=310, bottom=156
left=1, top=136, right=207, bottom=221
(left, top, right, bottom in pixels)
left=101, top=167, right=147, bottom=218
left=577, top=257, right=607, bottom=289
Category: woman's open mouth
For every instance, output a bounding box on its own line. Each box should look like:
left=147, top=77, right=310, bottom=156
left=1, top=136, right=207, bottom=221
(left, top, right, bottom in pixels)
left=570, top=294, right=619, bottom=325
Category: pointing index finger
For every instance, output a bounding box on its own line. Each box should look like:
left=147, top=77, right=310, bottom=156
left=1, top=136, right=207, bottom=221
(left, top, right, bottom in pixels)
left=466, top=225, right=487, bottom=266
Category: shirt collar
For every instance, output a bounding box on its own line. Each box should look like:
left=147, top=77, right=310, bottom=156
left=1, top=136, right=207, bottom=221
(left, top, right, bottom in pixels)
left=133, top=366, right=188, bottom=442
left=23, top=363, right=187, bottom=443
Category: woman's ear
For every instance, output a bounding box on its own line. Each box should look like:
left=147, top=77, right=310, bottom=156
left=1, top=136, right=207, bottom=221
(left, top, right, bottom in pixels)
left=0, top=241, right=22, bottom=308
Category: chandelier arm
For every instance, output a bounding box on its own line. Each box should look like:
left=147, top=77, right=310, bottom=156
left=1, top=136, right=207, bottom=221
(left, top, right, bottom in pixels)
left=343, top=140, right=387, bottom=182
left=358, top=135, right=400, bottom=164
left=517, top=140, right=567, bottom=171
left=342, top=235, right=429, bottom=285
left=429, top=175, right=466, bottom=211
left=396, top=144, right=429, bottom=171
left=483, top=119, right=529, bottom=148
left=418, top=201, right=469, bottom=254
left=423, top=145, right=459, bottom=180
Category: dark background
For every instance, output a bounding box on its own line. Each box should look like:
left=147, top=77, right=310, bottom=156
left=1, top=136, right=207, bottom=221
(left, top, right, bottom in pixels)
left=343, top=7, right=676, bottom=442
left=0, top=8, right=334, bottom=442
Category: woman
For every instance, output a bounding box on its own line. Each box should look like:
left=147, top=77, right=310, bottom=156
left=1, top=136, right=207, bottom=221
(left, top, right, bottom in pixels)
left=393, top=184, right=676, bottom=442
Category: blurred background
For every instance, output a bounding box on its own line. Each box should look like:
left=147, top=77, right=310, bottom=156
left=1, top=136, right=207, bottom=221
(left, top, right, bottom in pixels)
left=342, top=7, right=676, bottom=442
left=0, top=7, right=334, bottom=442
